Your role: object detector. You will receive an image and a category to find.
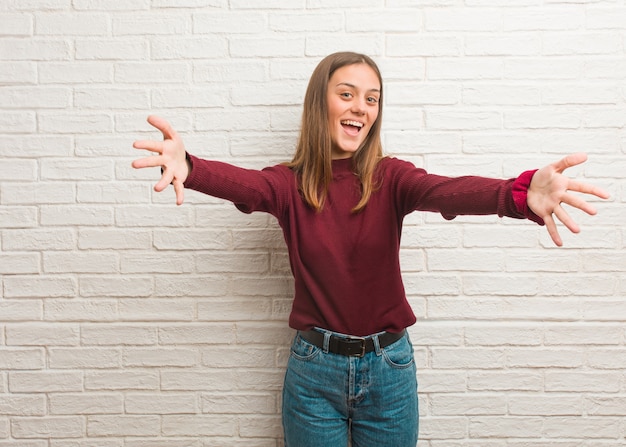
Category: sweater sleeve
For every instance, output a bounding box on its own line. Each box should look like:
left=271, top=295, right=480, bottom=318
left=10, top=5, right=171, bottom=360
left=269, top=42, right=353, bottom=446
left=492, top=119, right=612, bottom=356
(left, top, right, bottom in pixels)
left=511, top=169, right=545, bottom=225
left=390, top=158, right=544, bottom=225
left=182, top=153, right=292, bottom=218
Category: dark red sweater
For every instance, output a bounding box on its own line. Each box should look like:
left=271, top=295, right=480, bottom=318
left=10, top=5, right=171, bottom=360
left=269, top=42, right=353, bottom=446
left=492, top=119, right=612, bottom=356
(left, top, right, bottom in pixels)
left=185, top=155, right=539, bottom=336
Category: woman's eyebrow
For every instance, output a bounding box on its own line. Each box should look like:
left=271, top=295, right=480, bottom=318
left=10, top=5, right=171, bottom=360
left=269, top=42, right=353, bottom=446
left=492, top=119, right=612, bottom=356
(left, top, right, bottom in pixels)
left=335, top=82, right=381, bottom=93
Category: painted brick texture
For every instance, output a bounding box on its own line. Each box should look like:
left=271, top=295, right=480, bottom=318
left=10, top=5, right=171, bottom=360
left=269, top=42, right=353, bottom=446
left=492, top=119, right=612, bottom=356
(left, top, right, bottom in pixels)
left=0, top=2, right=624, bottom=446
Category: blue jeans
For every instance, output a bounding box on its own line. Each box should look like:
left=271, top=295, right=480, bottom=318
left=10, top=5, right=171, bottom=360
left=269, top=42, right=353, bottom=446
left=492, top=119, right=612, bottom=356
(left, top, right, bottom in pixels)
left=282, top=329, right=419, bottom=447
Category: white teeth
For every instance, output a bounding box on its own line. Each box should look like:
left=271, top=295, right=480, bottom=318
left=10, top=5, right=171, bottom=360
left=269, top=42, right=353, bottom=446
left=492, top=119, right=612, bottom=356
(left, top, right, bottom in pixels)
left=341, top=120, right=364, bottom=128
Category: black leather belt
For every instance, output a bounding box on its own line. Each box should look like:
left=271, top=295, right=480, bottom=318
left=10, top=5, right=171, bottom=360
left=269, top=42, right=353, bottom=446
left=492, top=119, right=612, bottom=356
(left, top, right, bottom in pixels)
left=299, top=330, right=405, bottom=358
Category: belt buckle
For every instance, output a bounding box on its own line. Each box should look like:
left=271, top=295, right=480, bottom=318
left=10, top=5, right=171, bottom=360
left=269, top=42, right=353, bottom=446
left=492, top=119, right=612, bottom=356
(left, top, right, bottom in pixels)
left=348, top=336, right=366, bottom=358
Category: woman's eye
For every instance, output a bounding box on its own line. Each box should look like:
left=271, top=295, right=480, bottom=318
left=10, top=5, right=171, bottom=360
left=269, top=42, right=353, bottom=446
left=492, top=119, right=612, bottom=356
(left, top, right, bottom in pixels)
left=367, top=96, right=379, bottom=104
left=340, top=92, right=352, bottom=98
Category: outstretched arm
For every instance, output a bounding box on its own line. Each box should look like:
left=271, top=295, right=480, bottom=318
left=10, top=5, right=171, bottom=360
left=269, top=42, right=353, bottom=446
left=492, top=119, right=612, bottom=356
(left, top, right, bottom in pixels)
left=132, top=115, right=189, bottom=205
left=527, top=153, right=610, bottom=247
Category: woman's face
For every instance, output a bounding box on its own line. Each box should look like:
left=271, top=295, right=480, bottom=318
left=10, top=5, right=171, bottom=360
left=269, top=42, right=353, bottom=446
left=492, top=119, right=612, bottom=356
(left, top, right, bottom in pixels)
left=326, top=63, right=381, bottom=159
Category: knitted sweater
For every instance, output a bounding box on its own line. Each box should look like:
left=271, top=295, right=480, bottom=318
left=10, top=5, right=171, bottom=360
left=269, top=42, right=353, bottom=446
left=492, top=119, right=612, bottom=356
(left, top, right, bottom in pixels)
left=184, top=154, right=539, bottom=336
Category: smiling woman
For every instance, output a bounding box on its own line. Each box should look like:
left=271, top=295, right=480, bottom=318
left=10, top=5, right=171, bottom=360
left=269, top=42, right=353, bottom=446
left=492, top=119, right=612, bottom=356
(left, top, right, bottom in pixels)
left=131, top=52, right=609, bottom=447
left=326, top=64, right=380, bottom=159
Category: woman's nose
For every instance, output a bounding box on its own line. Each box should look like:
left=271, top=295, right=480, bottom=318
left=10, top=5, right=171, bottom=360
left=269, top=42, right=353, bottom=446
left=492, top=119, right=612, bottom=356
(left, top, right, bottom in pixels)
left=351, top=98, right=366, bottom=115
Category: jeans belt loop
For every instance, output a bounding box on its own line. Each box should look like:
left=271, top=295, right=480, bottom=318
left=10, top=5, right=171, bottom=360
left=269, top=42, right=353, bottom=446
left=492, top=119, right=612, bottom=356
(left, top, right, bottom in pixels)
left=322, top=331, right=331, bottom=353
left=372, top=333, right=382, bottom=355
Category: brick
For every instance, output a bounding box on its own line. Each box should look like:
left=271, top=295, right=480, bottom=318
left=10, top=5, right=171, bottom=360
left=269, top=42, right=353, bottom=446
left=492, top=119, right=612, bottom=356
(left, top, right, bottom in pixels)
left=0, top=300, right=43, bottom=322
left=544, top=325, right=623, bottom=345
left=79, top=276, right=153, bottom=298
left=121, top=253, right=194, bottom=274
left=545, top=372, right=621, bottom=393
left=194, top=60, right=268, bottom=83
left=427, top=249, right=505, bottom=272
left=112, top=15, right=187, bottom=36
left=509, top=395, right=583, bottom=416
left=0, top=87, right=70, bottom=109
left=38, top=62, right=113, bottom=84
left=0, top=349, right=45, bottom=370
left=431, top=348, right=505, bottom=369
left=74, top=88, right=150, bottom=109
left=201, top=393, right=276, bottom=414
left=193, top=12, right=266, bottom=34
left=125, top=393, right=197, bottom=414
left=158, top=323, right=236, bottom=345
left=161, top=415, right=237, bottom=437
left=122, top=348, right=198, bottom=367
left=49, top=393, right=123, bottom=415
left=465, top=34, right=541, bottom=56
left=0, top=158, right=37, bottom=180
left=9, top=372, right=83, bottom=393
left=239, top=415, right=282, bottom=438
left=40, top=205, right=114, bottom=227
left=269, top=12, right=342, bottom=33
left=4, top=276, right=77, bottom=298
left=348, top=9, right=420, bottom=32
left=35, top=12, right=109, bottom=35
left=6, top=324, right=79, bottom=346
left=197, top=297, right=273, bottom=321
left=2, top=182, right=75, bottom=205
left=431, top=394, right=506, bottom=416
left=44, top=299, right=118, bottom=322
left=72, top=0, right=149, bottom=10
left=38, top=112, right=113, bottom=133
left=0, top=253, right=40, bottom=274
left=48, top=347, right=121, bottom=369
left=0, top=395, right=46, bottom=416
left=507, top=348, right=584, bottom=368
left=114, top=62, right=189, bottom=84
left=230, top=0, right=303, bottom=7
left=77, top=182, right=151, bottom=204
left=11, top=416, right=85, bottom=439
left=425, top=8, right=501, bottom=32
left=426, top=110, right=501, bottom=130
left=469, top=416, right=544, bottom=438
left=0, top=38, right=71, bottom=61
left=543, top=32, right=621, bottom=56
left=0, top=13, right=33, bottom=36
left=229, top=37, right=304, bottom=58
left=0, top=135, right=73, bottom=157
left=387, top=35, right=460, bottom=57
left=154, top=276, right=229, bottom=297
left=152, top=0, right=224, bottom=7
left=464, top=325, right=543, bottom=346
left=118, top=299, right=196, bottom=321
left=542, top=416, right=622, bottom=439
left=75, top=38, right=148, bottom=60
left=386, top=83, right=460, bottom=106
left=85, top=371, right=159, bottom=391
left=0, top=62, right=36, bottom=84
left=505, top=57, right=583, bottom=80
left=87, top=415, right=160, bottom=437
left=502, top=7, right=584, bottom=31
left=161, top=370, right=237, bottom=391
left=305, top=34, right=383, bottom=57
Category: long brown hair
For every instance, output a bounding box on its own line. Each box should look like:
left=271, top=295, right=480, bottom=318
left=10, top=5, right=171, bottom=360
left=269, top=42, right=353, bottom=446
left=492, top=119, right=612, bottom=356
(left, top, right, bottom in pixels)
left=286, top=52, right=384, bottom=213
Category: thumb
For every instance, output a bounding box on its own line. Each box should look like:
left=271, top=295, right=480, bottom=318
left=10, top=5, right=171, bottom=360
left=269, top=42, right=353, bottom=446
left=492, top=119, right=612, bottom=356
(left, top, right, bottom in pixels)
left=553, top=152, right=587, bottom=174
left=147, top=115, right=178, bottom=141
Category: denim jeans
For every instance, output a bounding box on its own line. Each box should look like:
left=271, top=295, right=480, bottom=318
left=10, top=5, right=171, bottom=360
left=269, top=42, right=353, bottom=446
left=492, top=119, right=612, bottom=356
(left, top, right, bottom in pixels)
left=282, top=328, right=419, bottom=447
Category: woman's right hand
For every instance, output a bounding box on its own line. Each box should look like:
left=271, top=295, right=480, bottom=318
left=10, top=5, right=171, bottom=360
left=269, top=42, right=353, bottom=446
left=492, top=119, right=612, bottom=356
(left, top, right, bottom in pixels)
left=132, top=115, right=189, bottom=205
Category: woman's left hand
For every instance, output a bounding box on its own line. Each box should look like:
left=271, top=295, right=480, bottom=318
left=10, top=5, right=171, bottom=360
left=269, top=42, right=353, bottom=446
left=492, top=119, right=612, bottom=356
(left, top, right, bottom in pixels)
left=527, top=153, right=610, bottom=246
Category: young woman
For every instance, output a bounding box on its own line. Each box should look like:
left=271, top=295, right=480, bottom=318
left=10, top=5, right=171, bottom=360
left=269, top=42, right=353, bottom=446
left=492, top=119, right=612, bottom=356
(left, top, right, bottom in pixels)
left=132, top=52, right=609, bottom=447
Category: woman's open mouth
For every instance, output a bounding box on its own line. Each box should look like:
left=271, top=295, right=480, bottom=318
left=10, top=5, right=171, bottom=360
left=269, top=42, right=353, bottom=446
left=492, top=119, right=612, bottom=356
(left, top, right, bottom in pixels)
left=341, top=120, right=364, bottom=136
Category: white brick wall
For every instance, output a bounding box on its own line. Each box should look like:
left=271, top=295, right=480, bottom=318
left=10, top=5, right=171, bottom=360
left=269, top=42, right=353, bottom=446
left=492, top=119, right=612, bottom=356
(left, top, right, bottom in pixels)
left=0, top=2, right=624, bottom=446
